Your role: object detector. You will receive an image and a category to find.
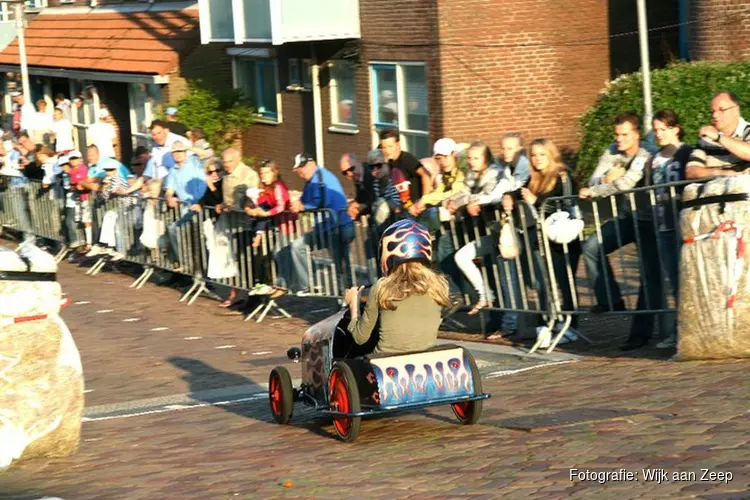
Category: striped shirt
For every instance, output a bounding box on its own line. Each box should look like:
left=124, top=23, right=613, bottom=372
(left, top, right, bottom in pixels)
left=688, top=117, right=750, bottom=172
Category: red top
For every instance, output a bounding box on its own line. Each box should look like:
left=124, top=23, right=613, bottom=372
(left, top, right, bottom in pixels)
left=257, top=180, right=296, bottom=234
left=69, top=163, right=90, bottom=201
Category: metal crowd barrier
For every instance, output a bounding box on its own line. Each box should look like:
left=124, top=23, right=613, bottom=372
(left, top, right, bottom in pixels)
left=0, top=175, right=695, bottom=353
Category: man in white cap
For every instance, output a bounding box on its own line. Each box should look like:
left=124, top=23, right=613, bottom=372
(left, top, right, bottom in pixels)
left=87, top=107, right=117, bottom=159
left=165, top=106, right=188, bottom=137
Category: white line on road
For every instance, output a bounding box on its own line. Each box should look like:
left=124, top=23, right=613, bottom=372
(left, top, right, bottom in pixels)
left=252, top=351, right=272, bottom=355
left=82, top=393, right=268, bottom=422
left=122, top=318, right=141, bottom=322
left=151, top=327, right=169, bottom=332
left=74, top=301, right=91, bottom=305
left=485, top=359, right=577, bottom=379
left=96, top=309, right=114, bottom=313
left=215, top=345, right=236, bottom=349
left=184, top=336, right=202, bottom=340
left=84, top=389, right=94, bottom=393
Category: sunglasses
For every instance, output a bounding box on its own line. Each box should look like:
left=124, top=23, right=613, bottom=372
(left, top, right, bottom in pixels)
left=207, top=169, right=219, bottom=174
left=342, top=166, right=355, bottom=175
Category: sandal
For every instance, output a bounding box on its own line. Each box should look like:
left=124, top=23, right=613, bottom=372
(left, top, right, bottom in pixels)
left=468, top=299, right=489, bottom=316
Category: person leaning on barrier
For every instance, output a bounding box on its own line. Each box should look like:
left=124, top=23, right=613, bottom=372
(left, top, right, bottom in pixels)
left=243, top=160, right=293, bottom=298
left=496, top=132, right=531, bottom=191
left=280, top=152, right=354, bottom=295
left=411, top=138, right=468, bottom=298
left=343, top=219, right=451, bottom=355
left=65, top=150, right=92, bottom=252
left=92, top=162, right=131, bottom=260
left=379, top=128, right=434, bottom=210
left=190, top=159, right=224, bottom=217
left=504, top=138, right=582, bottom=343
left=163, top=141, right=208, bottom=273
left=686, top=92, right=750, bottom=179
left=640, top=110, right=694, bottom=350
left=123, top=120, right=190, bottom=196
left=82, top=145, right=131, bottom=193
left=452, top=141, right=521, bottom=338
left=215, top=148, right=259, bottom=214
left=343, top=150, right=402, bottom=230
left=579, top=112, right=651, bottom=312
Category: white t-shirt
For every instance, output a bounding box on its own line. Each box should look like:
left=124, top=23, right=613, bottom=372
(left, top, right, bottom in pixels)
left=51, top=119, right=74, bottom=152
left=87, top=121, right=117, bottom=159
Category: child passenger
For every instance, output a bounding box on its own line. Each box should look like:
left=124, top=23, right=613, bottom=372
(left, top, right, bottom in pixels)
left=343, top=219, right=451, bottom=354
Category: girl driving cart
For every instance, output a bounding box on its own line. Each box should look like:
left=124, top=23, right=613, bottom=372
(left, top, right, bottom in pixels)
left=342, top=219, right=452, bottom=354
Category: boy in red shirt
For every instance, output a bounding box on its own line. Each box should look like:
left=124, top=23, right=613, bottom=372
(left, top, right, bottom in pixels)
left=65, top=150, right=93, bottom=251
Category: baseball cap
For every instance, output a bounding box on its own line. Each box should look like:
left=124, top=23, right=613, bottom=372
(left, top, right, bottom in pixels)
left=58, top=155, right=70, bottom=166
left=68, top=150, right=82, bottom=159
left=433, top=138, right=457, bottom=157
left=166, top=107, right=178, bottom=116
left=292, top=153, right=314, bottom=169
left=9, top=91, right=21, bottom=97
left=98, top=108, right=110, bottom=119
left=103, top=162, right=118, bottom=170
left=365, top=149, right=385, bottom=165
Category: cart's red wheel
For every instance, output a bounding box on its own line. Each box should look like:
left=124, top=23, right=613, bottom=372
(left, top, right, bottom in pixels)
left=328, top=361, right=361, bottom=442
left=451, top=350, right=483, bottom=425
left=269, top=366, right=294, bottom=424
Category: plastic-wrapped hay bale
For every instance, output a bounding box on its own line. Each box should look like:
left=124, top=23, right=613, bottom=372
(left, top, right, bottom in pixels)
left=677, top=175, right=750, bottom=360
left=0, top=242, right=84, bottom=470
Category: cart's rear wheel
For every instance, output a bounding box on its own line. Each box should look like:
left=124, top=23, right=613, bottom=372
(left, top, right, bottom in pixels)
left=452, top=350, right=483, bottom=425
left=328, top=361, right=361, bottom=442
left=269, top=366, right=294, bottom=424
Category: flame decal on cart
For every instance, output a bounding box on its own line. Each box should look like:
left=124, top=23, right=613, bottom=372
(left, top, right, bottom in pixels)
left=370, top=348, right=474, bottom=406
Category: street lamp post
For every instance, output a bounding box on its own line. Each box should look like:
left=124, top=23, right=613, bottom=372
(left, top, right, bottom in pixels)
left=636, top=0, right=653, bottom=133
left=8, top=1, right=30, bottom=100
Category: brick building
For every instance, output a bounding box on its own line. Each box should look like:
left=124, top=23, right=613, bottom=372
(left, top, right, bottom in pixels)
left=0, top=0, right=217, bottom=163
left=197, top=0, right=612, bottom=191
left=688, top=0, right=750, bottom=62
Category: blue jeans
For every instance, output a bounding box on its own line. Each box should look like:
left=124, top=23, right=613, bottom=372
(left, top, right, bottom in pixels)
left=167, top=206, right=196, bottom=265
left=278, top=222, right=355, bottom=293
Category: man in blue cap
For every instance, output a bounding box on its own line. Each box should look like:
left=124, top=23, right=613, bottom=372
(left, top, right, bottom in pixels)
left=165, top=107, right=188, bottom=137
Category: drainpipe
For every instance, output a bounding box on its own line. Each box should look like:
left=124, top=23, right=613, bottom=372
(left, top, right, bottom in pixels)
left=311, top=45, right=324, bottom=164
left=678, top=0, right=689, bottom=60
left=636, top=0, right=653, bottom=133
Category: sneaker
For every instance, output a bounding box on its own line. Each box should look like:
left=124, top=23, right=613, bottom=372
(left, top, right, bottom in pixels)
left=656, top=334, right=677, bottom=349
left=536, top=326, right=552, bottom=349
left=296, top=289, right=312, bottom=297
left=249, top=284, right=273, bottom=296
left=85, top=246, right=103, bottom=257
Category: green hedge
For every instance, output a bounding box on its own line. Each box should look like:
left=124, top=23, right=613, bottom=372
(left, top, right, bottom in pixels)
left=577, top=61, right=750, bottom=182
left=165, top=81, right=255, bottom=154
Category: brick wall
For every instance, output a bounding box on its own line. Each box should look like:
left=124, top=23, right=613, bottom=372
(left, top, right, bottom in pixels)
left=435, top=0, right=609, bottom=155
left=689, top=0, right=750, bottom=62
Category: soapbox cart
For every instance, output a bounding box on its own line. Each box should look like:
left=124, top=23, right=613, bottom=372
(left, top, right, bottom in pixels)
left=268, top=305, right=490, bottom=442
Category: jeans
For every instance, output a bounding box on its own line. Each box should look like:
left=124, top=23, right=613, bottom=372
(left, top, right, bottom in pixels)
left=278, top=222, right=355, bottom=293
left=454, top=233, right=520, bottom=331
left=167, top=206, right=197, bottom=266
left=582, top=216, right=665, bottom=340
left=64, top=207, right=82, bottom=246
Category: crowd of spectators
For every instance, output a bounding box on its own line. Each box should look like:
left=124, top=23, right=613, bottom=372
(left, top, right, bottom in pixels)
left=1, top=90, right=749, bottom=351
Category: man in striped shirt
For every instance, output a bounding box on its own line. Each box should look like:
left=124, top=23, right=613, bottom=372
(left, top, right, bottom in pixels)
left=687, top=92, right=750, bottom=179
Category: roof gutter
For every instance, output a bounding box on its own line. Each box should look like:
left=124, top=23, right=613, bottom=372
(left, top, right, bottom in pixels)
left=0, top=64, right=168, bottom=84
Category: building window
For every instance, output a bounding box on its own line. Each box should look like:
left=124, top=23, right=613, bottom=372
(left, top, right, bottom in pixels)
left=128, top=83, right=163, bottom=150
left=69, top=80, right=99, bottom=153
left=288, top=59, right=301, bottom=86
left=234, top=58, right=280, bottom=121
left=206, top=0, right=234, bottom=41
left=330, top=60, right=357, bottom=128
left=370, top=62, right=429, bottom=159
left=25, top=0, right=47, bottom=10
left=301, top=59, right=312, bottom=90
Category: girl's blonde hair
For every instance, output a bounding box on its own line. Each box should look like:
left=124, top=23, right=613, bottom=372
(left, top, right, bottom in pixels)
left=376, top=261, right=451, bottom=311
left=527, top=138, right=565, bottom=195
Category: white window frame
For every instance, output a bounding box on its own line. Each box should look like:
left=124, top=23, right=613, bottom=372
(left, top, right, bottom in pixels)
left=369, top=61, right=428, bottom=154
left=128, top=83, right=163, bottom=151
left=198, top=0, right=273, bottom=45
left=231, top=56, right=282, bottom=124
left=24, top=0, right=47, bottom=12
left=69, top=79, right=100, bottom=152
left=329, top=60, right=358, bottom=132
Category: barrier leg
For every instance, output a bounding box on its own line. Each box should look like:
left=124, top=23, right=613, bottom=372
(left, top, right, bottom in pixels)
left=186, top=281, right=207, bottom=306
left=130, top=266, right=154, bottom=289
left=245, top=297, right=292, bottom=323
left=86, top=257, right=107, bottom=276
left=527, top=316, right=557, bottom=355
left=179, top=279, right=202, bottom=303
left=54, top=245, right=69, bottom=264
left=244, top=301, right=266, bottom=322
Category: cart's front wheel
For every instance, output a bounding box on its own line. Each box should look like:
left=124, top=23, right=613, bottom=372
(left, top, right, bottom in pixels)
left=328, top=361, right=361, bottom=442
left=452, top=351, right=483, bottom=425
left=269, top=366, right=294, bottom=424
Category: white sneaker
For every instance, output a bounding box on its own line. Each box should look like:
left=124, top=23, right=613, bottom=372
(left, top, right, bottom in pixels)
left=85, top=246, right=103, bottom=257
left=536, top=326, right=552, bottom=349
left=249, top=284, right=272, bottom=296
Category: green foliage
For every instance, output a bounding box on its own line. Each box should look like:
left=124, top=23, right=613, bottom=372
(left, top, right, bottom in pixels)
left=578, top=61, right=750, bottom=182
left=166, top=81, right=255, bottom=153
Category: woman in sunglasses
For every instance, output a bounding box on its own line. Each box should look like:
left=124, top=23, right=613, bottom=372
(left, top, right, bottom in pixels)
left=191, top=159, right=224, bottom=215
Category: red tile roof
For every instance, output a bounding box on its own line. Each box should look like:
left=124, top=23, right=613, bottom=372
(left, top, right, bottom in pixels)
left=0, top=10, right=200, bottom=76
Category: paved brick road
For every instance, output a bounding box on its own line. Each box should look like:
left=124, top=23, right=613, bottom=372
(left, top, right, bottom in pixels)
left=1, top=247, right=749, bottom=499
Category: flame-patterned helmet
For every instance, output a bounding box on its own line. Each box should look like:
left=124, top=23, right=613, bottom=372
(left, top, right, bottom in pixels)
left=379, top=219, right=432, bottom=275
